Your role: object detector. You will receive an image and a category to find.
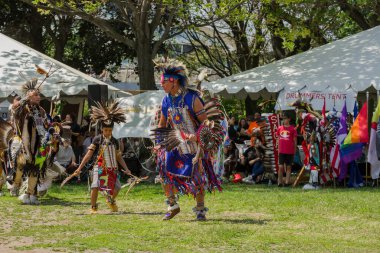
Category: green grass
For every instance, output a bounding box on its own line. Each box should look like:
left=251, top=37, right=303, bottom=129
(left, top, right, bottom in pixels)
left=1, top=183, right=380, bottom=253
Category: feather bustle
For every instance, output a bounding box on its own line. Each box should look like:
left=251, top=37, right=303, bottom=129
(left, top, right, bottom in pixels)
left=21, top=78, right=39, bottom=94
left=0, top=119, right=14, bottom=150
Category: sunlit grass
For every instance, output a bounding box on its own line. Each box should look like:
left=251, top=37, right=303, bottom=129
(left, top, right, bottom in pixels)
left=1, top=183, right=380, bottom=252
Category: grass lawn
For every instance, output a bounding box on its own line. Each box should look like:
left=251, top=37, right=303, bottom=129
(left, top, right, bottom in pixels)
left=1, top=183, right=380, bottom=253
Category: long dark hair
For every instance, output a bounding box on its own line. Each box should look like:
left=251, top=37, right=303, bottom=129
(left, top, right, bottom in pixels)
left=228, top=141, right=237, bottom=150
left=238, top=118, right=248, bottom=129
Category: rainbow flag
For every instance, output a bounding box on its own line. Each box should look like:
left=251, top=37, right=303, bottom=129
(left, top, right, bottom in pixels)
left=340, top=102, right=368, bottom=164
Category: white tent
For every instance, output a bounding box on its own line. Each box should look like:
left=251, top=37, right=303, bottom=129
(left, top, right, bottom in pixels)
left=203, top=25, right=380, bottom=111
left=0, top=32, right=130, bottom=99
left=113, top=90, right=166, bottom=138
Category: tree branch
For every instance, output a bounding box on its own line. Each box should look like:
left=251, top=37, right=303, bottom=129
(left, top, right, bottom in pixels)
left=112, top=0, right=133, bottom=27
left=150, top=1, right=164, bottom=37
left=21, top=0, right=136, bottom=48
left=336, top=0, right=371, bottom=30
left=186, top=29, right=230, bottom=77
left=152, top=6, right=176, bottom=56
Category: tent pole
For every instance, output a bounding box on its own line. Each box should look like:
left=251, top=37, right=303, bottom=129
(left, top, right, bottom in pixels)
left=49, top=99, right=54, bottom=117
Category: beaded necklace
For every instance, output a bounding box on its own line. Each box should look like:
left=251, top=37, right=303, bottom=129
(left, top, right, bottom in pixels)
left=169, top=90, right=186, bottom=125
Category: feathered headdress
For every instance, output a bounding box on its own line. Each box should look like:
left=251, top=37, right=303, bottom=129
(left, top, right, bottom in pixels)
left=157, top=60, right=189, bottom=87
left=90, top=101, right=126, bottom=128
left=21, top=78, right=40, bottom=94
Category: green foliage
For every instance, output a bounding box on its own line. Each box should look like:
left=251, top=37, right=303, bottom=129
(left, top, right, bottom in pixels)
left=0, top=0, right=48, bottom=51
left=256, top=98, right=277, bottom=114
left=8, top=0, right=380, bottom=93
left=221, top=97, right=246, bottom=118
left=25, top=0, right=247, bottom=90
left=52, top=100, right=65, bottom=117
left=0, top=0, right=133, bottom=75
left=83, top=99, right=89, bottom=118
left=181, top=0, right=380, bottom=80
left=63, top=21, right=134, bottom=74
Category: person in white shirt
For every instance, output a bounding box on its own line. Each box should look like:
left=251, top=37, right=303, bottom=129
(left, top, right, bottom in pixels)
left=56, top=138, right=77, bottom=174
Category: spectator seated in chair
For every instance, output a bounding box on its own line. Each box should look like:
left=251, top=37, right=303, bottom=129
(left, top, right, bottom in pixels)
left=223, top=140, right=239, bottom=182
left=227, top=116, right=238, bottom=143
left=54, top=138, right=79, bottom=181
left=241, top=137, right=266, bottom=184
left=236, top=118, right=250, bottom=144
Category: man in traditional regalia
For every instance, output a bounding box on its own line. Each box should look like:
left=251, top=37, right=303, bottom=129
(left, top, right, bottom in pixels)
left=6, top=79, right=55, bottom=204
left=151, top=62, right=226, bottom=221
left=72, top=102, right=132, bottom=214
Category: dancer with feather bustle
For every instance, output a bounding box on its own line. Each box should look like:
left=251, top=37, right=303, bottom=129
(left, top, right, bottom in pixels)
left=6, top=79, right=56, bottom=204
left=72, top=101, right=132, bottom=214
left=151, top=61, right=226, bottom=221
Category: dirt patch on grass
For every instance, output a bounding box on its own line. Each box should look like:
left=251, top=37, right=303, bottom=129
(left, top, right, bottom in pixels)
left=0, top=236, right=54, bottom=253
left=2, top=219, right=13, bottom=233
left=0, top=236, right=108, bottom=253
left=0, top=245, right=54, bottom=253
left=329, top=215, right=357, bottom=222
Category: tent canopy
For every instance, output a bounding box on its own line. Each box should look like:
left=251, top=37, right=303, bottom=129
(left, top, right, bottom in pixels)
left=203, top=25, right=380, bottom=105
left=0, top=33, right=130, bottom=98
left=113, top=90, right=166, bottom=138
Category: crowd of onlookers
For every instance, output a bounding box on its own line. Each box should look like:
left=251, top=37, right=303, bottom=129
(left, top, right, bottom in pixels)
left=223, top=113, right=268, bottom=184
left=6, top=92, right=367, bottom=189
left=53, top=111, right=273, bottom=185
left=54, top=111, right=270, bottom=185
left=46, top=110, right=369, bottom=188
left=224, top=112, right=305, bottom=187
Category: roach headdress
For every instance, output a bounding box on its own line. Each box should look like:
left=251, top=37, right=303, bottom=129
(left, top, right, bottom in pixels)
left=21, top=78, right=40, bottom=95
left=159, top=61, right=189, bottom=87
left=90, top=101, right=126, bottom=128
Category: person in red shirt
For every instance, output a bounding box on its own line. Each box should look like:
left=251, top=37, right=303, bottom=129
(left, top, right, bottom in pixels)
left=276, top=113, right=297, bottom=186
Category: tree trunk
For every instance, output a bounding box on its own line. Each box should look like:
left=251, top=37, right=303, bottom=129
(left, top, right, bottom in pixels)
left=53, top=16, right=73, bottom=62
left=136, top=41, right=157, bottom=90
left=29, top=23, right=44, bottom=52
left=245, top=96, right=260, bottom=116
left=270, top=34, right=286, bottom=60
left=337, top=0, right=371, bottom=30
left=264, top=1, right=286, bottom=60
left=28, top=9, right=44, bottom=52
left=54, top=42, right=65, bottom=62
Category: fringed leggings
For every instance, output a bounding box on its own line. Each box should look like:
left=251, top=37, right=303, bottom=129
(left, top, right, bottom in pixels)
left=163, top=183, right=205, bottom=210
left=13, top=162, right=38, bottom=196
